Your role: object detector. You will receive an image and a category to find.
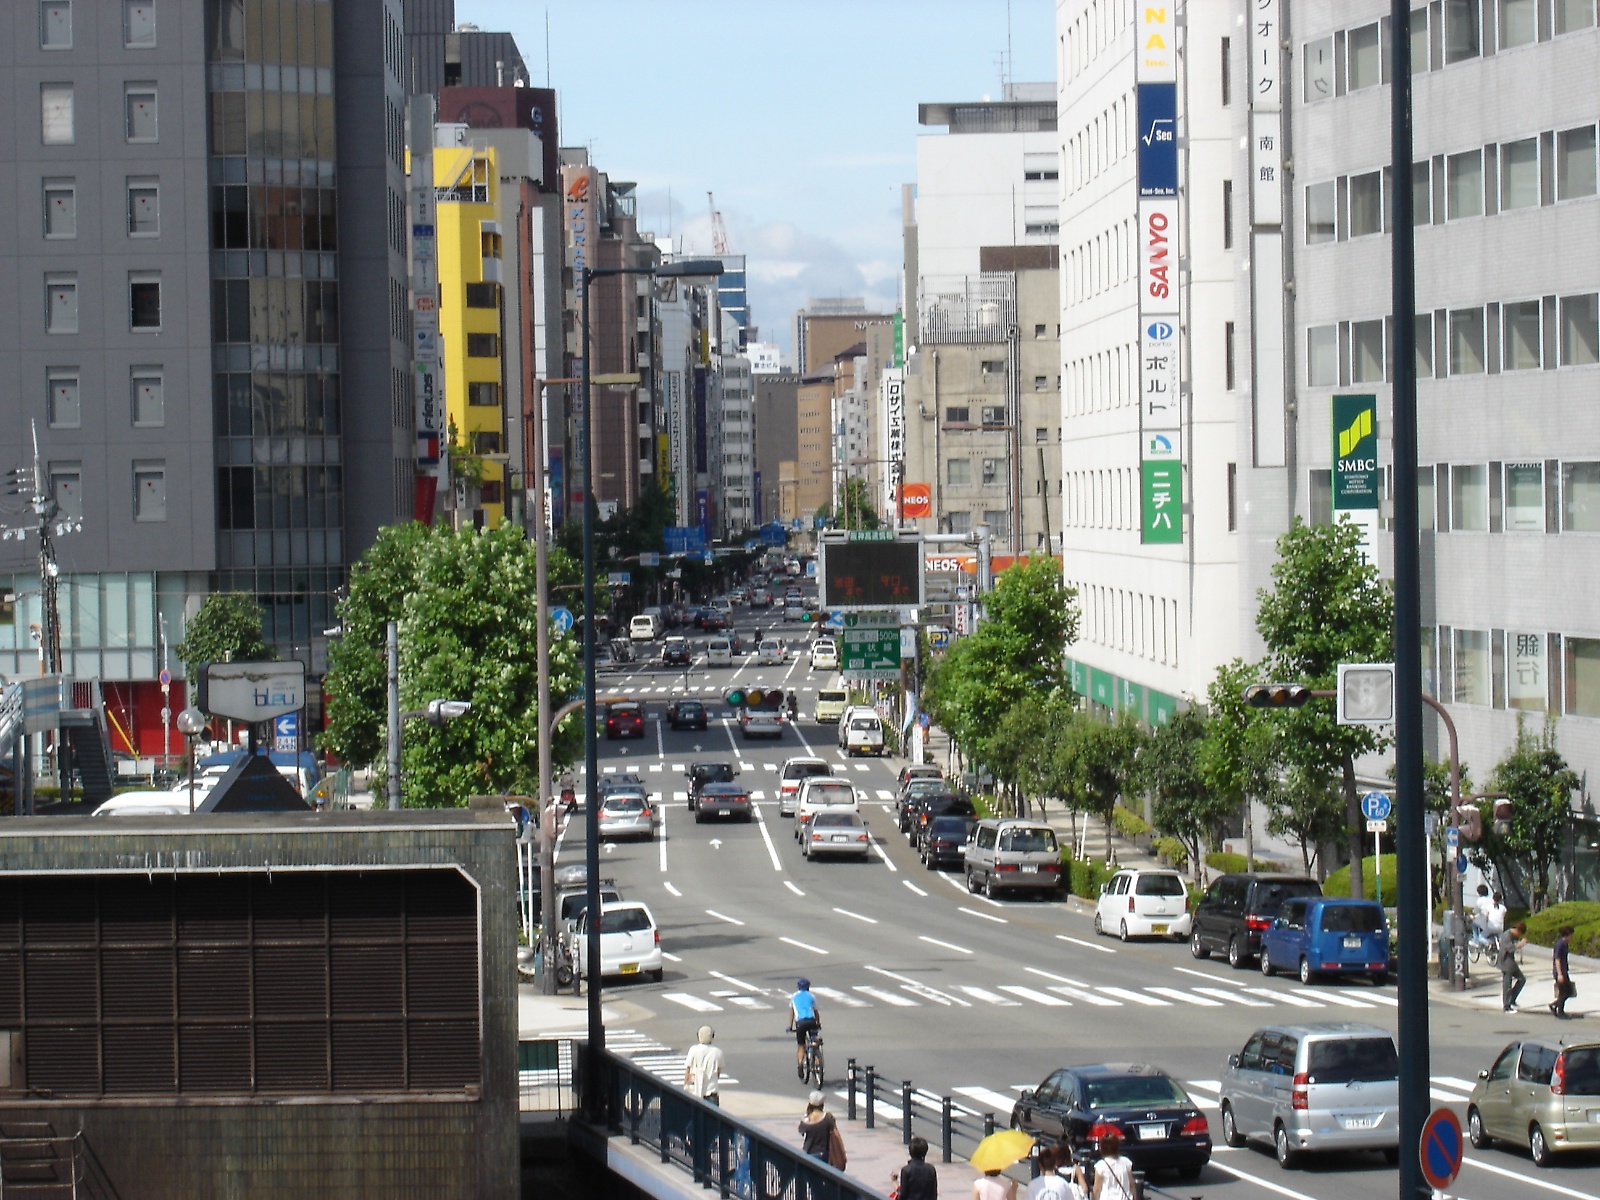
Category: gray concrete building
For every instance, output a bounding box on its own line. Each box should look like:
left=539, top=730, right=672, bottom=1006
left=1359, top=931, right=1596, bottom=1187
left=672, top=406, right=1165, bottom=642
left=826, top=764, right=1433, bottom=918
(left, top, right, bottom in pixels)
left=753, top=372, right=799, bottom=524
left=403, top=0, right=529, bottom=95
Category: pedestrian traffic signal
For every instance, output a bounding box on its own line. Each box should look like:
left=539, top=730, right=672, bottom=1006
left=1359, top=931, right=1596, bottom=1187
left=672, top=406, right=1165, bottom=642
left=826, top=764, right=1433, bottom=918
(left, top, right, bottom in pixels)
left=1454, top=805, right=1483, bottom=843
left=722, top=687, right=746, bottom=707
left=1241, top=683, right=1314, bottom=708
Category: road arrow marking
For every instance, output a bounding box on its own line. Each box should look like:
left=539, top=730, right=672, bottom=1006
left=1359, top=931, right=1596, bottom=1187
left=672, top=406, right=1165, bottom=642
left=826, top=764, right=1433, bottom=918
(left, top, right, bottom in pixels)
left=709, top=838, right=723, bottom=850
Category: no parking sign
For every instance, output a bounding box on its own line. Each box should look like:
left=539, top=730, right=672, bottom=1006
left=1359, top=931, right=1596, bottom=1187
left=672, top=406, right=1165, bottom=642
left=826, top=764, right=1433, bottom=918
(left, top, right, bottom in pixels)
left=1419, top=1107, right=1462, bottom=1192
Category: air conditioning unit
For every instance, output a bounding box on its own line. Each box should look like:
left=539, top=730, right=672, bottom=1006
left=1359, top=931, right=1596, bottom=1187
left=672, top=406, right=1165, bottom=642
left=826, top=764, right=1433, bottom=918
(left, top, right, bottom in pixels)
left=981, top=406, right=1005, bottom=426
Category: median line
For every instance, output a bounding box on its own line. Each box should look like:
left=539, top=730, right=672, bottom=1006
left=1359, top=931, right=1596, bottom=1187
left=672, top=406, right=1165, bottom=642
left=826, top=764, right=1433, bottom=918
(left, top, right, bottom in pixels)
left=780, top=936, right=829, bottom=956
left=1055, top=933, right=1116, bottom=955
left=958, top=906, right=1008, bottom=924
left=784, top=880, right=806, bottom=897
left=918, top=935, right=973, bottom=955
left=706, top=909, right=745, bottom=926
left=832, top=906, right=878, bottom=924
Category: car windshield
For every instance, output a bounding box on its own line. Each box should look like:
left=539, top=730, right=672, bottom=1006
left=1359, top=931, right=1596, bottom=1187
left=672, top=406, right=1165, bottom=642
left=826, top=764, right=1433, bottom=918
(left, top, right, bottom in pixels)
left=1319, top=904, right=1384, bottom=933
left=1082, top=1074, right=1189, bottom=1109
left=928, top=817, right=973, bottom=836
left=812, top=812, right=858, bottom=828
left=1306, top=1037, right=1398, bottom=1084
left=808, top=784, right=855, bottom=806
left=693, top=764, right=734, bottom=783
left=1136, top=874, right=1188, bottom=897
left=1250, top=880, right=1322, bottom=914
left=785, top=762, right=830, bottom=780
left=604, top=797, right=646, bottom=813
left=1559, top=1048, right=1600, bottom=1095
left=599, top=908, right=653, bottom=934
left=999, top=827, right=1056, bottom=853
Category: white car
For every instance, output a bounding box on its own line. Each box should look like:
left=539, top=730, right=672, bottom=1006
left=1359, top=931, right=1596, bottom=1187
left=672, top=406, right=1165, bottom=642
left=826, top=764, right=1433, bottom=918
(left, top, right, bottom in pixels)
left=740, top=709, right=785, bottom=739
left=810, top=639, right=839, bottom=671
left=758, top=638, right=785, bottom=665
left=706, top=637, right=733, bottom=666
left=1094, top=868, right=1193, bottom=941
left=778, top=756, right=832, bottom=817
left=572, top=901, right=664, bottom=983
left=793, top=776, right=860, bottom=842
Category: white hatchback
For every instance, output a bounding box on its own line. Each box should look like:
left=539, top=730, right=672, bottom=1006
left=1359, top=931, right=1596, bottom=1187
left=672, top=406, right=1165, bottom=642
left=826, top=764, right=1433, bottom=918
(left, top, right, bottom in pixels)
left=706, top=637, right=733, bottom=666
left=573, top=901, right=664, bottom=983
left=810, top=638, right=839, bottom=671
left=758, top=638, right=785, bottom=665
left=1094, top=868, right=1193, bottom=941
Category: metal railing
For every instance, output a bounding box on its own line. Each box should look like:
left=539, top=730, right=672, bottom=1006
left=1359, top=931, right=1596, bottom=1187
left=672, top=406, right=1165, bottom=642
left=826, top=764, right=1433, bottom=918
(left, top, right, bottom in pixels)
left=519, top=1038, right=578, bottom=1116
left=0, top=1124, right=120, bottom=1199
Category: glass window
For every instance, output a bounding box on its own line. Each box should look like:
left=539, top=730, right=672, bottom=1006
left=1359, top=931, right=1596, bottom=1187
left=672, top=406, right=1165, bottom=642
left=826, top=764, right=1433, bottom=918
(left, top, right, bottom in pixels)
left=1305, top=181, right=1336, bottom=243
left=49, top=463, right=82, bottom=520
left=46, top=275, right=78, bottom=334
left=1449, top=308, right=1486, bottom=374
left=129, top=274, right=161, bottom=330
left=1452, top=463, right=1488, bottom=530
left=1352, top=320, right=1386, bottom=383
left=1307, top=325, right=1338, bottom=386
left=1499, top=0, right=1538, bottom=46
left=1508, top=632, right=1546, bottom=710
left=43, top=179, right=75, bottom=238
left=465, top=333, right=498, bottom=357
left=1561, top=294, right=1600, bottom=366
left=1503, top=300, right=1543, bottom=370
left=1416, top=313, right=1435, bottom=378
left=1303, top=36, right=1334, bottom=102
left=1504, top=462, right=1544, bottom=530
left=1412, top=161, right=1432, bottom=225
left=47, top=368, right=80, bottom=428
left=40, top=1, right=71, bottom=48
left=41, top=84, right=74, bottom=145
left=1565, top=636, right=1600, bottom=717
left=1350, top=172, right=1384, bottom=236
left=1454, top=628, right=1491, bottom=704
left=1444, top=0, right=1482, bottom=62
left=1555, top=0, right=1597, bottom=33
left=123, top=0, right=155, bottom=47
left=125, top=87, right=158, bottom=143
left=1500, top=138, right=1539, bottom=210
left=1447, top=151, right=1484, bottom=218
left=1411, top=7, right=1430, bottom=72
left=131, top=369, right=163, bottom=426
left=1309, top=469, right=1334, bottom=527
left=1557, top=126, right=1598, bottom=200
left=1564, top=462, right=1600, bottom=530
left=1419, top=465, right=1436, bottom=532
left=1348, top=23, right=1382, bottom=90
left=467, top=382, right=499, bottom=407
left=133, top=461, right=166, bottom=521
left=128, top=179, right=159, bottom=236
left=948, top=459, right=972, bottom=486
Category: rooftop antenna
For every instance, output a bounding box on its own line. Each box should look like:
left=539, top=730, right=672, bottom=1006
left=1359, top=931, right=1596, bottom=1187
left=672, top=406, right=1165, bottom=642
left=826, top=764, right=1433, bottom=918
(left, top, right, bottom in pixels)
left=544, top=8, right=551, bottom=88
left=1005, top=0, right=1014, bottom=93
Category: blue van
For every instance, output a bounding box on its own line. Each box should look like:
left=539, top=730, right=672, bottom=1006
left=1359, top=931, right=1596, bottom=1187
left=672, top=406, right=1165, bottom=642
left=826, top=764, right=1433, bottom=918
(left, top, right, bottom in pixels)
left=1259, top=897, right=1390, bottom=985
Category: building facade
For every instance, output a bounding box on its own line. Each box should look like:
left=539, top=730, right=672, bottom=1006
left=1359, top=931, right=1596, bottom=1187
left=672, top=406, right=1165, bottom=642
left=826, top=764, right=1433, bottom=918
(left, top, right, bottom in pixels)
left=753, top=371, right=800, bottom=523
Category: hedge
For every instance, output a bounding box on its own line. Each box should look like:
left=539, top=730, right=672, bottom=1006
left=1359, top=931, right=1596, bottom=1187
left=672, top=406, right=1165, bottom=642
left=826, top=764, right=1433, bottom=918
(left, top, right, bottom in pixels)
left=1151, top=836, right=1189, bottom=871
left=1203, top=850, right=1285, bottom=874
left=1323, top=854, right=1400, bottom=900
left=1059, top=850, right=1120, bottom=900
left=1524, top=901, right=1600, bottom=958
left=1111, top=805, right=1151, bottom=840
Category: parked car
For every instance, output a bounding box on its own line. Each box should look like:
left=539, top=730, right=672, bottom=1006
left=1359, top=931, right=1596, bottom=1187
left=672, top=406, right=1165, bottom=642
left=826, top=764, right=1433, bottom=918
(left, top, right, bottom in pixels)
left=597, top=792, right=654, bottom=841
left=557, top=879, right=622, bottom=942
left=814, top=688, right=848, bottom=723
left=758, top=638, right=786, bottom=665
left=919, top=814, right=976, bottom=870
left=572, top=900, right=663, bottom=984
left=907, top=792, right=978, bottom=851
left=1468, top=1037, right=1600, bottom=1167
left=898, top=764, right=944, bottom=789
left=1219, top=1023, right=1399, bottom=1168
left=793, top=777, right=860, bottom=841
left=898, top=778, right=956, bottom=833
left=802, top=810, right=872, bottom=860
left=686, top=761, right=738, bottom=810
left=810, top=638, right=839, bottom=670
left=1190, top=873, right=1324, bottom=968
left=1094, top=869, right=1194, bottom=942
left=963, top=818, right=1062, bottom=898
left=661, top=637, right=692, bottom=666
left=706, top=637, right=733, bottom=666
left=1260, top=897, right=1390, bottom=984
left=604, top=700, right=646, bottom=739
left=838, top=708, right=885, bottom=756
left=1011, top=1063, right=1212, bottom=1180
left=694, top=782, right=752, bottom=823
left=740, top=709, right=785, bottom=739
left=778, top=756, right=832, bottom=817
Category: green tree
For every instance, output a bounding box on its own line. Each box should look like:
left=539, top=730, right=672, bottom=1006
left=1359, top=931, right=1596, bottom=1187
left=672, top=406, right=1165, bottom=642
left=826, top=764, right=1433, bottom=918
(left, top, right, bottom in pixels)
left=990, top=689, right=1077, bottom=815
left=1265, top=762, right=1348, bottom=876
left=1141, top=707, right=1235, bottom=880
left=174, top=593, right=274, bottom=677
left=1256, top=518, right=1393, bottom=898
left=1198, top=658, right=1285, bottom=865
left=1488, top=716, right=1580, bottom=909
left=831, top=477, right=881, bottom=530
left=1058, top=710, right=1146, bottom=863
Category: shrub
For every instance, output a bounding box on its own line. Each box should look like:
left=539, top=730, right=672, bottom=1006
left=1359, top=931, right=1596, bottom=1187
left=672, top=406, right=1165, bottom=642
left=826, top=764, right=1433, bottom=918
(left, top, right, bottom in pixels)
left=1060, top=851, right=1120, bottom=899
left=1524, top=901, right=1600, bottom=957
left=1151, top=836, right=1189, bottom=871
left=1111, top=805, right=1151, bottom=839
left=1203, top=850, right=1282, bottom=874
left=1323, top=855, right=1400, bottom=900
left=973, top=794, right=998, bottom=819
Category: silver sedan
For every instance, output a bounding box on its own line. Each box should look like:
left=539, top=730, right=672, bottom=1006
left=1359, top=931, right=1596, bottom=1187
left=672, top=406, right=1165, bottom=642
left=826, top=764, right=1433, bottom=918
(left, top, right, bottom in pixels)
left=802, top=811, right=872, bottom=860
left=597, top=793, right=655, bottom=841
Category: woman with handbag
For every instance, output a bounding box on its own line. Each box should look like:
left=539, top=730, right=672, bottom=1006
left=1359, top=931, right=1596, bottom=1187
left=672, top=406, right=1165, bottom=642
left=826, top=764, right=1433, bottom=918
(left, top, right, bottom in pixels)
left=1088, top=1132, right=1134, bottom=1200
left=799, top=1091, right=847, bottom=1169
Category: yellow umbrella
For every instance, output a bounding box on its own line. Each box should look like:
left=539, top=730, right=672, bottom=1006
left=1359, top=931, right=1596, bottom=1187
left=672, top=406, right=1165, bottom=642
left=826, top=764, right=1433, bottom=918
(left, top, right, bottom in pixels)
left=969, top=1128, right=1036, bottom=1173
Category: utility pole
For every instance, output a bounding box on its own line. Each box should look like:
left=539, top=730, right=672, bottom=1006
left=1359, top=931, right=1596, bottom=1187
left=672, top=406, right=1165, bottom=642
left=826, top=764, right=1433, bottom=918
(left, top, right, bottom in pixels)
left=386, top=621, right=401, bottom=810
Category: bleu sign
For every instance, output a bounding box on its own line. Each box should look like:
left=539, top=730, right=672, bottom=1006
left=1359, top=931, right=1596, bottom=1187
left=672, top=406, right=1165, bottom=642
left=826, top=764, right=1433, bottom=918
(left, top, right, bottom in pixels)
left=1137, top=83, right=1178, bottom=197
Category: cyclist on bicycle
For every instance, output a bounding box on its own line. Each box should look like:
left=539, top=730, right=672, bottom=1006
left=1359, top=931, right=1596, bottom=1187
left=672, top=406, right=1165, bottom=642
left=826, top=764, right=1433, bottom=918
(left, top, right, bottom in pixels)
left=788, top=978, right=821, bottom=1078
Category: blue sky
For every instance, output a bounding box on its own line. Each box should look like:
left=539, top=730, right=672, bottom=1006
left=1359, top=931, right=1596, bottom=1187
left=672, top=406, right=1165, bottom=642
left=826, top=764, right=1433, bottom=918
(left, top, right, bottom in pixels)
left=462, top=0, right=1056, bottom=363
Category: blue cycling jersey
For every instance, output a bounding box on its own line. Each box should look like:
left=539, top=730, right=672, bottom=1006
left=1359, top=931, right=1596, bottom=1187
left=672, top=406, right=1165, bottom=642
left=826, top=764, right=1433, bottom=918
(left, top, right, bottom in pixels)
left=791, top=989, right=817, bottom=1021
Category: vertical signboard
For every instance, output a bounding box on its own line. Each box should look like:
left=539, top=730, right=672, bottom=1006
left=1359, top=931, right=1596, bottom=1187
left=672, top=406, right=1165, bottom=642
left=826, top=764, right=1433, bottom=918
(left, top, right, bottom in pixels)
left=1141, top=460, right=1183, bottom=544
left=1136, top=83, right=1178, bottom=197
left=408, top=95, right=442, bottom=523
left=1250, top=0, right=1287, bottom=468
left=881, top=368, right=905, bottom=514
left=562, top=164, right=599, bottom=508
left=1332, top=393, right=1380, bottom=560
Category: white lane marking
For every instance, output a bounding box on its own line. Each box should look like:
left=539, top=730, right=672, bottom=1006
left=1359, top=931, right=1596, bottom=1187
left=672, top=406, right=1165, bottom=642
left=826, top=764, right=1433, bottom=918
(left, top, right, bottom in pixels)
left=940, top=873, right=969, bottom=894
left=750, top=790, right=766, bottom=800
left=648, top=763, right=663, bottom=772
left=1194, top=986, right=1272, bottom=1007
left=1047, top=986, right=1121, bottom=1007
left=1460, top=1155, right=1600, bottom=1200
left=1362, top=991, right=1399, bottom=1006
left=833, top=907, right=878, bottom=924
left=876, top=789, right=894, bottom=800
left=672, top=791, right=689, bottom=801
left=662, top=993, right=722, bottom=1012
left=903, top=881, right=928, bottom=897
left=953, top=1085, right=1023, bottom=1112
left=1244, top=987, right=1324, bottom=1008
left=1024, top=966, right=1087, bottom=987
left=784, top=880, right=806, bottom=897
left=663, top=882, right=682, bottom=897
left=1434, top=1075, right=1479, bottom=1093
left=999, top=984, right=1071, bottom=1006
left=854, top=763, right=871, bottom=773
left=1175, top=966, right=1249, bottom=986
left=1204, top=1158, right=1324, bottom=1200
left=811, top=985, right=869, bottom=1008
left=959, top=906, right=1008, bottom=924
left=670, top=763, right=685, bottom=771
left=917, top=936, right=973, bottom=955
left=1185, top=1079, right=1222, bottom=1098
left=1099, top=986, right=1170, bottom=1006
left=1148, top=986, right=1223, bottom=1007
left=1307, top=990, right=1376, bottom=1009
left=866, top=964, right=972, bottom=1007
left=752, top=794, right=784, bottom=871
left=868, top=835, right=899, bottom=873
left=1056, top=933, right=1117, bottom=955
left=1431, top=1085, right=1468, bottom=1102
left=708, top=969, right=768, bottom=994
left=661, top=952, right=682, bottom=962
left=655, top=717, right=665, bottom=757
left=658, top=790, right=668, bottom=873
left=706, top=909, right=745, bottom=926
left=727, top=995, right=772, bottom=1010
left=780, top=936, right=829, bottom=956
left=762, top=762, right=778, bottom=771
left=957, top=986, right=1021, bottom=1007
left=853, top=985, right=918, bottom=1007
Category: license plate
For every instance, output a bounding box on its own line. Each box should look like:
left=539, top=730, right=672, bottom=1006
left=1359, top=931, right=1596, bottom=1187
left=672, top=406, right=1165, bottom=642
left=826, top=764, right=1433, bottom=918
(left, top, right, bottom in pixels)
left=1343, top=936, right=1362, bottom=950
left=1020, top=864, right=1039, bottom=873
left=1340, top=1115, right=1378, bottom=1129
left=1135, top=1123, right=1167, bottom=1140
left=1152, top=924, right=1169, bottom=934
left=832, top=835, right=848, bottom=842
left=620, top=963, right=639, bottom=974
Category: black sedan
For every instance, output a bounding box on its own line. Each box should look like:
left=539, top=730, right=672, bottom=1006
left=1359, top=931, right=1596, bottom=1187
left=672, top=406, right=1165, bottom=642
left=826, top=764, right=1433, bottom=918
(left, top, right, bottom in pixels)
left=1010, top=1064, right=1211, bottom=1180
left=908, top=793, right=978, bottom=850
left=666, top=699, right=708, bottom=731
left=662, top=638, right=692, bottom=666
left=918, top=815, right=975, bottom=870
left=694, top=783, right=752, bottom=823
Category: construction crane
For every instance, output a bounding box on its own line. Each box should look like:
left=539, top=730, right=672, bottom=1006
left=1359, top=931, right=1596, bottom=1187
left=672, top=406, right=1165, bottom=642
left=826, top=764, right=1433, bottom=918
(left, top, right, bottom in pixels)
left=707, top=190, right=729, bottom=256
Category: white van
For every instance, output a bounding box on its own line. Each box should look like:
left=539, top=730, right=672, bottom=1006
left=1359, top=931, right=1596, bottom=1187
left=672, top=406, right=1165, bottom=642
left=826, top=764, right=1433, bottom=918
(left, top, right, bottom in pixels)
left=629, top=613, right=661, bottom=642
left=838, top=707, right=885, bottom=756
left=706, top=637, right=733, bottom=666
left=94, top=791, right=195, bottom=816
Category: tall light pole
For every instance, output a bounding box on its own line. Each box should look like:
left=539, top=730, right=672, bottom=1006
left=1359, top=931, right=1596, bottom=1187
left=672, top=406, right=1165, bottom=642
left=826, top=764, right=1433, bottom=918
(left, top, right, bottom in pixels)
left=579, top=259, right=722, bottom=1105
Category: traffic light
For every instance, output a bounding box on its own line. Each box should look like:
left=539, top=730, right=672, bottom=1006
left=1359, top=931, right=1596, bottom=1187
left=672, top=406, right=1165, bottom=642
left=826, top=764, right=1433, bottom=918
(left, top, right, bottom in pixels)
left=744, top=688, right=767, bottom=708
left=1492, top=797, right=1513, bottom=839
left=722, top=687, right=747, bottom=707
left=1241, top=683, right=1314, bottom=708
left=1454, top=805, right=1483, bottom=843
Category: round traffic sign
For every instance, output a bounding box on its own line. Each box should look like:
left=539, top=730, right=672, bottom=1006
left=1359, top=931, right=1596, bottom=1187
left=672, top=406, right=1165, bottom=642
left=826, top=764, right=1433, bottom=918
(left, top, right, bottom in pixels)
left=1419, top=1107, right=1463, bottom=1191
left=158, top=669, right=171, bottom=685
left=1360, top=791, right=1392, bottom=821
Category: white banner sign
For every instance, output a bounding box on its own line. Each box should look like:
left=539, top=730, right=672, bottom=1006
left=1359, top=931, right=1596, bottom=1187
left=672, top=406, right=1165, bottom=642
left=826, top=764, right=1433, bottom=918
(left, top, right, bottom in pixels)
left=1138, top=199, right=1179, bottom=316
left=1140, top=316, right=1181, bottom=432
left=1136, top=3, right=1177, bottom=82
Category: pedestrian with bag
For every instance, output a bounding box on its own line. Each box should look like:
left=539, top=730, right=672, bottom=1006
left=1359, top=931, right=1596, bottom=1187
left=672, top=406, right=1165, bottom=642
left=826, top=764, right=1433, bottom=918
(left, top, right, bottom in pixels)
left=1088, top=1132, right=1133, bottom=1200
left=798, top=1090, right=847, bottom=1170
left=892, top=1135, right=938, bottom=1200
left=1498, top=921, right=1528, bottom=1012
left=682, top=1025, right=724, bottom=1105
left=1551, top=924, right=1577, bottom=1019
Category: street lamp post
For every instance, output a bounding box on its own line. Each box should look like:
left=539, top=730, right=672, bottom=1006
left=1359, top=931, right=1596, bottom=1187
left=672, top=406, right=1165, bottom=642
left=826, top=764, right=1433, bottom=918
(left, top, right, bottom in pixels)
left=578, top=258, right=722, bottom=1107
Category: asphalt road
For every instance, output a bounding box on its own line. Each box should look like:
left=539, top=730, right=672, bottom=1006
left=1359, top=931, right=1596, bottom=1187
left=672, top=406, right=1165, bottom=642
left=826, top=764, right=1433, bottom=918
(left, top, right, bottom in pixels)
left=559, top=607, right=1599, bottom=1200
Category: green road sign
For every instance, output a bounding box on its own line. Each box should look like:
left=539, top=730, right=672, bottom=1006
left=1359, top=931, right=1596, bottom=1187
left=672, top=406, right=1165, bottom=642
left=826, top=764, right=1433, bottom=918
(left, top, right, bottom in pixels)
left=1333, top=393, right=1379, bottom=510
left=841, top=627, right=902, bottom=679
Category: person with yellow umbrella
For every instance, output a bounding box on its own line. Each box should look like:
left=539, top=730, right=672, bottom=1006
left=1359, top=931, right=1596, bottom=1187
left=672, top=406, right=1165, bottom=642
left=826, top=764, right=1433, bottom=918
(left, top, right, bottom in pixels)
left=967, top=1129, right=1030, bottom=1200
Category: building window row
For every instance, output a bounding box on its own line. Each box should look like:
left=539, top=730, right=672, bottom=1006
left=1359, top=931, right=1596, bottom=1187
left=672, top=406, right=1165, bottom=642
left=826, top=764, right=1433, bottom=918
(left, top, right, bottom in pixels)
left=45, top=366, right=165, bottom=429
left=43, top=177, right=162, bottom=240
left=1064, top=340, right=1138, bottom=417
left=216, top=465, right=343, bottom=532
left=44, top=273, right=165, bottom=335
left=40, top=1, right=156, bottom=51
left=1422, top=626, right=1600, bottom=719
left=1422, top=459, right=1600, bottom=533
left=47, top=459, right=165, bottom=522
left=1065, top=466, right=1150, bottom=534
left=39, top=83, right=159, bottom=147
left=213, top=371, right=340, bottom=439
left=211, top=184, right=339, bottom=252
left=1060, top=0, right=1135, bottom=86
left=212, top=279, right=339, bottom=346
left=1064, top=95, right=1131, bottom=196
left=1066, top=216, right=1137, bottom=306
left=1072, top=580, right=1178, bottom=668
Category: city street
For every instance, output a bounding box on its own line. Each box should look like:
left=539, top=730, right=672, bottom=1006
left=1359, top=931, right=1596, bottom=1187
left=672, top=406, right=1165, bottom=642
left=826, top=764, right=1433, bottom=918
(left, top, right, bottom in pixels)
left=556, top=618, right=1600, bottom=1200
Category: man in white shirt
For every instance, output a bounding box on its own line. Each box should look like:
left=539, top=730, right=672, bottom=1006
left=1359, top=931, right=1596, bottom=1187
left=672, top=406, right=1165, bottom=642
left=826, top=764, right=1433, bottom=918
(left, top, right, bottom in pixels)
left=683, top=1025, right=725, bottom=1106
left=1483, top=891, right=1507, bottom=937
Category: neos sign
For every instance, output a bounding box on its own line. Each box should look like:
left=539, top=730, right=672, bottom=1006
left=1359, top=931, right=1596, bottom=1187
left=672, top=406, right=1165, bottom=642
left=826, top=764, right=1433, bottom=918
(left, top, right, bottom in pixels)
left=197, top=661, right=307, bottom=722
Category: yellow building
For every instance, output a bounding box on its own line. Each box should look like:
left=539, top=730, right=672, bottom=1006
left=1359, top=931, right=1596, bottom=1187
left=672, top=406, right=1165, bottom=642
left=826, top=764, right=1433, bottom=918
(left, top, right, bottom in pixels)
left=434, top=145, right=507, bottom=527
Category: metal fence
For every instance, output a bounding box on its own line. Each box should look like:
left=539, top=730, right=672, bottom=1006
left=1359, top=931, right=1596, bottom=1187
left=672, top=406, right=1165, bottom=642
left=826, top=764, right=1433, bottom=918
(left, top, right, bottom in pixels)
left=519, top=1038, right=578, bottom=1116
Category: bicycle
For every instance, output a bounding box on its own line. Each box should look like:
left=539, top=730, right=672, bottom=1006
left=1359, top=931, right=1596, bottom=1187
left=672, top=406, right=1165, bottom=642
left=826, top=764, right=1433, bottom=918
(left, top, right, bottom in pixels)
left=801, top=1027, right=825, bottom=1088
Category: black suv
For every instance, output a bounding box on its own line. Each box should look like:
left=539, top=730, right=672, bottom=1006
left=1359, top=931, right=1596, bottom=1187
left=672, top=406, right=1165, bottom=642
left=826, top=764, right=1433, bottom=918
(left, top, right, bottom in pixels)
left=686, top=761, right=737, bottom=811
left=919, top=814, right=976, bottom=871
left=1190, top=873, right=1324, bottom=968
left=907, top=793, right=978, bottom=851
left=897, top=779, right=954, bottom=834
left=666, top=698, right=707, bottom=730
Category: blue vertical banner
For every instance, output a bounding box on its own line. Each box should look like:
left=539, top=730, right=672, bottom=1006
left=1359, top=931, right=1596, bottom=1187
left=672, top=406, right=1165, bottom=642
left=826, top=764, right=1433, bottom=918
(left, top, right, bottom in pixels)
left=1137, top=83, right=1178, bottom=197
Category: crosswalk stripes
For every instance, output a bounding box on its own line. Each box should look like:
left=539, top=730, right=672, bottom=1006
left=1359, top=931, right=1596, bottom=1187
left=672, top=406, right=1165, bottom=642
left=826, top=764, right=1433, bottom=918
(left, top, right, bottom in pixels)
left=854, top=985, right=919, bottom=1006
left=1099, top=986, right=1170, bottom=1006
left=1148, top=986, right=1222, bottom=1007
left=998, top=985, right=1070, bottom=1006
left=811, top=985, right=869, bottom=1009
left=956, top=985, right=1021, bottom=1006
left=875, top=789, right=894, bottom=800
left=1193, top=986, right=1271, bottom=1007
left=953, top=1085, right=1024, bottom=1114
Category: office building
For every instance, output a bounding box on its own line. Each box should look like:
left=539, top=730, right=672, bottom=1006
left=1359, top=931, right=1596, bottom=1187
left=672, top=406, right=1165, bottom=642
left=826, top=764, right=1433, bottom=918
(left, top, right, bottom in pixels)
left=404, top=2, right=528, bottom=94
left=753, top=371, right=800, bottom=523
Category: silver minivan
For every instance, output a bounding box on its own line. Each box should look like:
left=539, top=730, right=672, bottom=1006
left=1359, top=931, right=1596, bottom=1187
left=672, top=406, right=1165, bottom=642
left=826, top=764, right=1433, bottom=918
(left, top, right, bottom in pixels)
left=962, top=819, right=1062, bottom=898
left=1218, top=1022, right=1400, bottom=1168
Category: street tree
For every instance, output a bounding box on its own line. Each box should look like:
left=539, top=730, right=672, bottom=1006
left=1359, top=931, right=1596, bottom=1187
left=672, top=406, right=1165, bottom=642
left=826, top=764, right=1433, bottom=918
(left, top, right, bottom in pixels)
left=174, top=593, right=274, bottom=678
left=990, top=689, right=1077, bottom=816
left=1264, top=762, right=1347, bottom=876
left=1141, top=707, right=1235, bottom=880
left=1198, top=658, right=1285, bottom=866
left=1058, top=710, right=1146, bottom=864
left=1255, top=518, right=1393, bottom=899
left=1488, top=716, right=1580, bottom=909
